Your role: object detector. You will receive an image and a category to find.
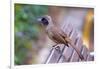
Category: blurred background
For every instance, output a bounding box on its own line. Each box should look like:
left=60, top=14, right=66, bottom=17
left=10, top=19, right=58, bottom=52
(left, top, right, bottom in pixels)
left=14, top=4, right=94, bottom=65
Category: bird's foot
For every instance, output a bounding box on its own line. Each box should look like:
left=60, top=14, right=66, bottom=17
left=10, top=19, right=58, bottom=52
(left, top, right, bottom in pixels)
left=52, top=45, right=59, bottom=49
left=52, top=45, right=61, bottom=52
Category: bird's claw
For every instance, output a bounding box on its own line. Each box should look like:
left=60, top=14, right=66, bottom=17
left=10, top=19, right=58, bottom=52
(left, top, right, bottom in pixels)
left=52, top=45, right=61, bottom=53
left=55, top=46, right=60, bottom=50
left=52, top=45, right=59, bottom=49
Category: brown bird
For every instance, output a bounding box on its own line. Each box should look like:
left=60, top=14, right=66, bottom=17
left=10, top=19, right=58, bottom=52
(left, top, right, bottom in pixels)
left=37, top=15, right=84, bottom=60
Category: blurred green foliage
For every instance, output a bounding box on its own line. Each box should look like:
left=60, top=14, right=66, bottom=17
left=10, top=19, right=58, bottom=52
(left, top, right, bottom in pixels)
left=15, top=4, right=48, bottom=65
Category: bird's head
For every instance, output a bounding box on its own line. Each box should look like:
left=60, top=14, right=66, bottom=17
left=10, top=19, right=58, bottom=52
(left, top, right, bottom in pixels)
left=37, top=15, right=52, bottom=26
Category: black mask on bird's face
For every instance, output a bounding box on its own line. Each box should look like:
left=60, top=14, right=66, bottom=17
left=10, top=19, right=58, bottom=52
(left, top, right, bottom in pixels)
left=37, top=17, right=49, bottom=26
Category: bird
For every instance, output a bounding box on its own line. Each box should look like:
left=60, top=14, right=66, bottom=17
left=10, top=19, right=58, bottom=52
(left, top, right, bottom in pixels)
left=37, top=15, right=84, bottom=60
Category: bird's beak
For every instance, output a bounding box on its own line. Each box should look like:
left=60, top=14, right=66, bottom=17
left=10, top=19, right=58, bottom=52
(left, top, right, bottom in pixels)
left=37, top=17, right=42, bottom=23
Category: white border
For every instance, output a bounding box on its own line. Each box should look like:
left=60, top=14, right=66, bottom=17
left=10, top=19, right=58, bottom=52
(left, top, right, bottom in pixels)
left=11, top=0, right=14, bottom=68
left=14, top=0, right=95, bottom=8
left=11, top=0, right=96, bottom=69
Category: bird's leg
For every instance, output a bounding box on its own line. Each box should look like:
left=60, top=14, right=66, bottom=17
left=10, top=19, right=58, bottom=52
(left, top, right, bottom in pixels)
left=52, top=43, right=58, bottom=48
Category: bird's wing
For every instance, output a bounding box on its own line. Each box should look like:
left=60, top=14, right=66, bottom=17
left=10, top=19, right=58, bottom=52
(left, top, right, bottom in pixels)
left=57, top=28, right=72, bottom=43
left=51, top=27, right=84, bottom=60
left=51, top=27, right=67, bottom=44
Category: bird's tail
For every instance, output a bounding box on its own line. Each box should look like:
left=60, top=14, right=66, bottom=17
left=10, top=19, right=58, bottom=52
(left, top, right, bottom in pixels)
left=65, top=38, right=84, bottom=60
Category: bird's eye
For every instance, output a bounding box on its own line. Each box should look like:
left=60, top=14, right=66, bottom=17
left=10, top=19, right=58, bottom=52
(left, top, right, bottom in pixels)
left=41, top=18, right=49, bottom=25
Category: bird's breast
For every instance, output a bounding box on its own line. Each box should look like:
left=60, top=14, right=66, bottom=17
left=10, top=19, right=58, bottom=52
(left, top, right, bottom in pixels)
left=46, top=30, right=54, bottom=39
